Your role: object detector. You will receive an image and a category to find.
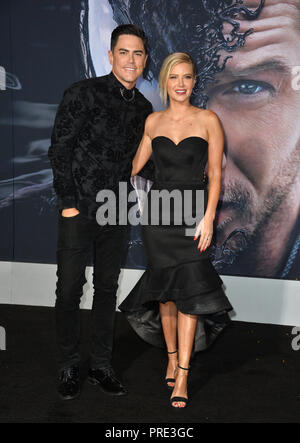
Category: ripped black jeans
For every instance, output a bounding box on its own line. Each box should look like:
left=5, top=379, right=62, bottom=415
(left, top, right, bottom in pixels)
left=55, top=212, right=129, bottom=371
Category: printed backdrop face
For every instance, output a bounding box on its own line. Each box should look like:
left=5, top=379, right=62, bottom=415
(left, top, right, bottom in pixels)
left=0, top=0, right=300, bottom=280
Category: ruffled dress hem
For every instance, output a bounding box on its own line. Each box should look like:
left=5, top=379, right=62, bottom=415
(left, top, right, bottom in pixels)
left=119, top=258, right=233, bottom=353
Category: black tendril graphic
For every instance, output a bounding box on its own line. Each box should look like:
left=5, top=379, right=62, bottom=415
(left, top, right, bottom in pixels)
left=210, top=228, right=250, bottom=273
left=107, top=0, right=265, bottom=108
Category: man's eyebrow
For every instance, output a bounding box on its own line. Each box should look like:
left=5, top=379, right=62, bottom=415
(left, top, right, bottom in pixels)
left=118, top=48, right=144, bottom=53
left=225, top=59, right=290, bottom=77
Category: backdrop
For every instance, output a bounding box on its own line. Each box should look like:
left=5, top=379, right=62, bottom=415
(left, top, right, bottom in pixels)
left=1, top=0, right=300, bottom=281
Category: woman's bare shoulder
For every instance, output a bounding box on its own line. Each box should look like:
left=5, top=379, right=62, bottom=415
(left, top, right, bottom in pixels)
left=193, top=107, right=219, bottom=120
left=194, top=108, right=222, bottom=132
left=146, top=110, right=165, bottom=122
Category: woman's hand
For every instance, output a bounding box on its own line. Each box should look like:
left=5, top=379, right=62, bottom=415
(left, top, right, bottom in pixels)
left=194, top=216, right=213, bottom=252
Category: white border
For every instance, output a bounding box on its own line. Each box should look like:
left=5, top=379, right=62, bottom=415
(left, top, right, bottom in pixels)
left=0, top=261, right=299, bottom=326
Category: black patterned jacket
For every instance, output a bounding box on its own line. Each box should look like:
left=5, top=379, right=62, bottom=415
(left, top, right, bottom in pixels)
left=48, top=72, right=153, bottom=219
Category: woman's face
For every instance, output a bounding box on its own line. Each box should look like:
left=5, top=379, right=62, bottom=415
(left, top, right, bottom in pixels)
left=167, top=62, right=196, bottom=103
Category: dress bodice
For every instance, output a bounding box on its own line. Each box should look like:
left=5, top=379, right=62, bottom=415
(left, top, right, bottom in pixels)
left=151, top=136, right=208, bottom=183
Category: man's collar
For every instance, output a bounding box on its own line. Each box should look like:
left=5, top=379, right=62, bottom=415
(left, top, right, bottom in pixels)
left=108, top=71, right=136, bottom=92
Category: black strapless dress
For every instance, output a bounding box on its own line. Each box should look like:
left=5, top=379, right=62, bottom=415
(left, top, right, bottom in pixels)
left=119, top=136, right=233, bottom=352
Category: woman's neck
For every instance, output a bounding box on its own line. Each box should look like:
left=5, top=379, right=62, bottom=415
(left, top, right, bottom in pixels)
left=166, top=100, right=193, bottom=120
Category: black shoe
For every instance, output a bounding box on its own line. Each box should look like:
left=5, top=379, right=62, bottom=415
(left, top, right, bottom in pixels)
left=170, top=365, right=189, bottom=409
left=57, top=366, right=80, bottom=401
left=165, top=350, right=178, bottom=390
left=88, top=367, right=127, bottom=396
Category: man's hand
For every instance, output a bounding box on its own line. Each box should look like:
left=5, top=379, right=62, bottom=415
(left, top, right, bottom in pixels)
left=61, top=208, right=80, bottom=218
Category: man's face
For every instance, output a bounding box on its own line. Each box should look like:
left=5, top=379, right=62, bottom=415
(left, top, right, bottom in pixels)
left=204, top=0, right=300, bottom=271
left=108, top=34, right=148, bottom=89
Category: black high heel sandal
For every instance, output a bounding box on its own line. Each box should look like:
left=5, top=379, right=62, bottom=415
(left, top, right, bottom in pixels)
left=165, top=350, right=178, bottom=390
left=170, top=365, right=189, bottom=409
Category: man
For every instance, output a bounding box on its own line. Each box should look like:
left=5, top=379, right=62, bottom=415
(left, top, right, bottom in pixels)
left=203, top=0, right=300, bottom=279
left=48, top=24, right=152, bottom=400
left=104, top=0, right=300, bottom=280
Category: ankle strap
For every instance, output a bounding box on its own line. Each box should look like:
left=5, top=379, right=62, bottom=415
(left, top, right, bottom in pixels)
left=167, top=350, right=178, bottom=354
left=178, top=365, right=190, bottom=371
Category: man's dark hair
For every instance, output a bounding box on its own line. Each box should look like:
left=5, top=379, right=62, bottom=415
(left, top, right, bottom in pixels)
left=111, top=24, right=148, bottom=54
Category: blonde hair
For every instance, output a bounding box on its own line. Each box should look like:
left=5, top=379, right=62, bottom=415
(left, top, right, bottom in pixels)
left=158, top=52, right=196, bottom=105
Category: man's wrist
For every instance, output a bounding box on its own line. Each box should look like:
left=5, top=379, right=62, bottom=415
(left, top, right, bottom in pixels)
left=61, top=208, right=79, bottom=217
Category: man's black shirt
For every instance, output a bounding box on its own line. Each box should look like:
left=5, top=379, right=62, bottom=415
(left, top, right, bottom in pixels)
left=48, top=72, right=153, bottom=219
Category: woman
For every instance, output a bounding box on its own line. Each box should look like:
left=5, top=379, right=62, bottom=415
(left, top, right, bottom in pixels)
left=119, top=53, right=233, bottom=408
